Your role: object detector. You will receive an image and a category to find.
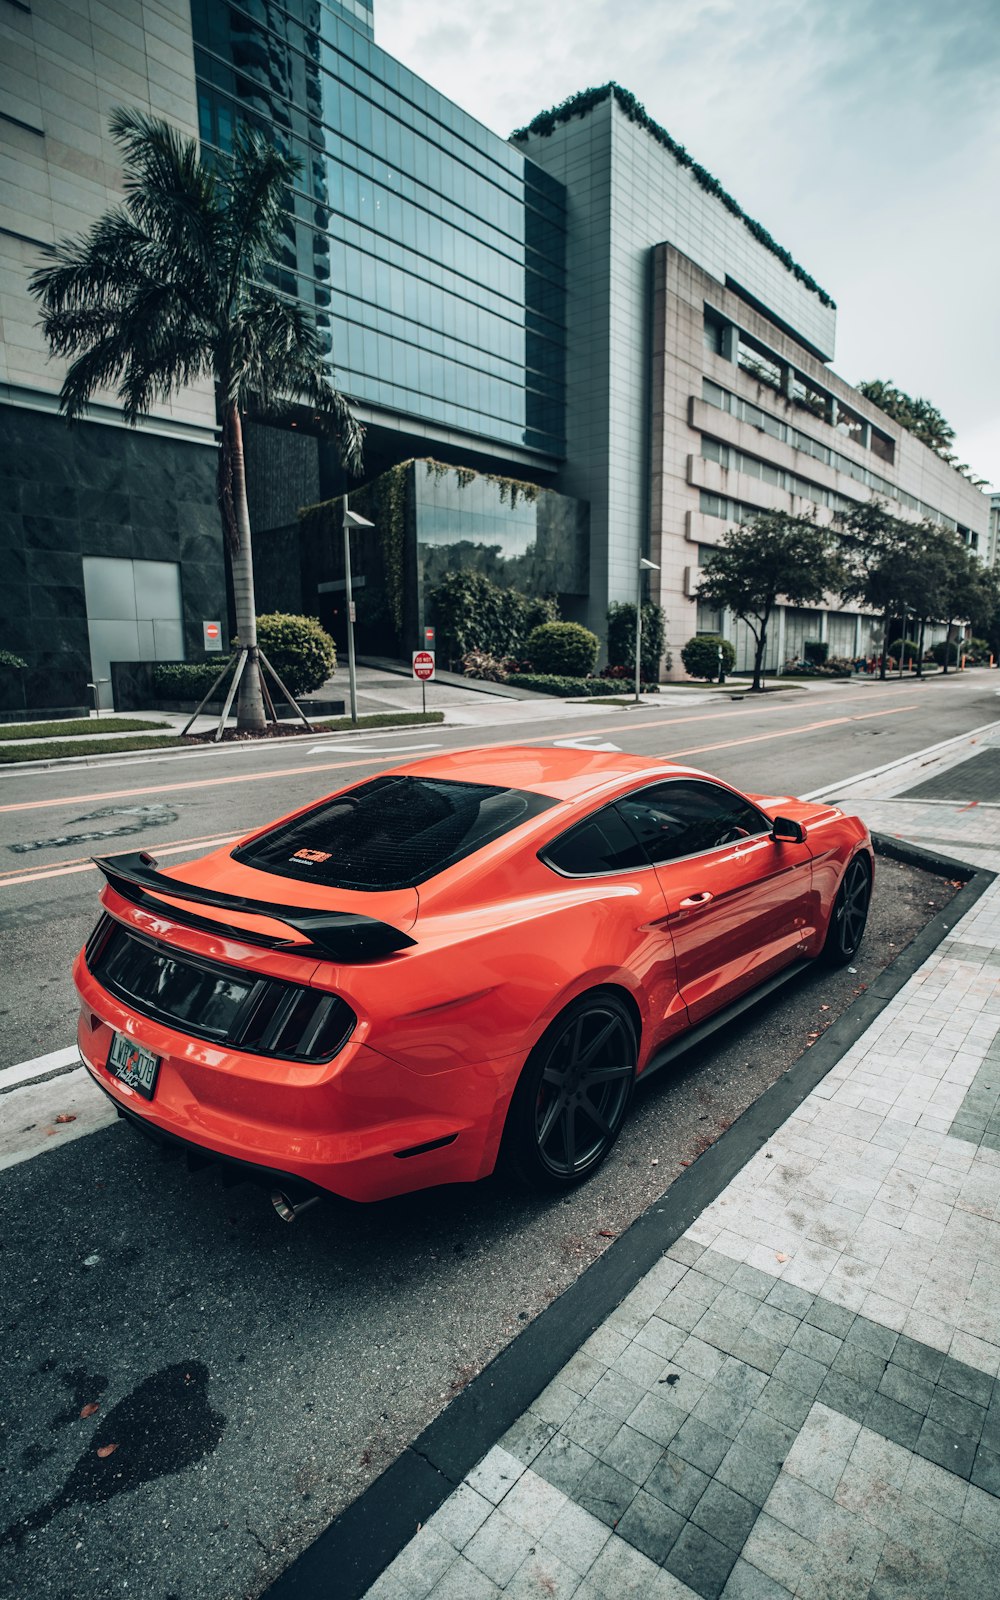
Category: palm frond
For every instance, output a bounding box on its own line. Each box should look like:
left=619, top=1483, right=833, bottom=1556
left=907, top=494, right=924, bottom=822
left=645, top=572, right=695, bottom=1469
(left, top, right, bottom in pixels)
left=232, top=285, right=364, bottom=471
left=29, top=106, right=359, bottom=465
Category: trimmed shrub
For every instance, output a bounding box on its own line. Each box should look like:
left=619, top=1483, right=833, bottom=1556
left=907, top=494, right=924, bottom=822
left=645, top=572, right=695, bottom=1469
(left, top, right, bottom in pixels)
left=680, top=635, right=736, bottom=681
left=817, top=656, right=852, bottom=678
left=803, top=639, right=828, bottom=666
left=152, top=660, right=233, bottom=699
left=253, top=613, right=336, bottom=696
left=606, top=601, right=666, bottom=679
left=888, top=638, right=921, bottom=661
left=966, top=637, right=990, bottom=663
left=524, top=621, right=599, bottom=677
left=931, top=639, right=961, bottom=666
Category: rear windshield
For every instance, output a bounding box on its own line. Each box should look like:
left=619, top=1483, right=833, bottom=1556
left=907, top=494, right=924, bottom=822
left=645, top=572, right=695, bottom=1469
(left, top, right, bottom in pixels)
left=232, top=775, right=555, bottom=891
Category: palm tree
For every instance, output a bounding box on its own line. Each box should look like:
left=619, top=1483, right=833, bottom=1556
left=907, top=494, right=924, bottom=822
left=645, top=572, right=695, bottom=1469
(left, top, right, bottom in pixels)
left=28, top=107, right=363, bottom=732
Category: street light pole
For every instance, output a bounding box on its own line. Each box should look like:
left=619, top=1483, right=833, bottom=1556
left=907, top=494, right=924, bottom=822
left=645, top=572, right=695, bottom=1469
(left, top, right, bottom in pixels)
left=342, top=498, right=374, bottom=725
left=635, top=556, right=660, bottom=705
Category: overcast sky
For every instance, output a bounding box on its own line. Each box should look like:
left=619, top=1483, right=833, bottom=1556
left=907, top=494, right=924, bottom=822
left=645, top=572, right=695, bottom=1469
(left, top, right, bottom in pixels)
left=377, top=0, right=999, bottom=492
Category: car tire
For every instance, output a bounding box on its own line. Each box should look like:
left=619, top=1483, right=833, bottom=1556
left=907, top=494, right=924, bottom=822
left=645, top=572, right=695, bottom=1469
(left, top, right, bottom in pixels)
left=502, top=991, right=637, bottom=1190
left=820, top=854, right=871, bottom=966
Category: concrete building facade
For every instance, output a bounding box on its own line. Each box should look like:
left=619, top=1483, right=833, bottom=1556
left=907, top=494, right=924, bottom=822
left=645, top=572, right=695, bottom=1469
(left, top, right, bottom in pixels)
left=516, top=90, right=988, bottom=673
left=0, top=0, right=221, bottom=711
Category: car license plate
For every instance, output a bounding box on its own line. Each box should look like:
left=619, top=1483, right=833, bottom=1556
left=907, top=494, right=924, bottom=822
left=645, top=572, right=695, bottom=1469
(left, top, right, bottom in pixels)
left=107, top=1032, right=160, bottom=1100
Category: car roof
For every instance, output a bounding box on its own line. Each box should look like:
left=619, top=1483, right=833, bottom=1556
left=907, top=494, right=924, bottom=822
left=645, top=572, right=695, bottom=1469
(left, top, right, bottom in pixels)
left=390, top=745, right=699, bottom=801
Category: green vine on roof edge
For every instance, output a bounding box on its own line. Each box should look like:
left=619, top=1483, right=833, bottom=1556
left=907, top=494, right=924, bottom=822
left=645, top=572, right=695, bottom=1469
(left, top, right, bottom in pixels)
left=511, top=84, right=836, bottom=311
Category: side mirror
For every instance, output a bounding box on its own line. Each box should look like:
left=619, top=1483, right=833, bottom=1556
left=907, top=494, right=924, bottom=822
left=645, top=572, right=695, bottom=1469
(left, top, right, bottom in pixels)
left=772, top=816, right=806, bottom=844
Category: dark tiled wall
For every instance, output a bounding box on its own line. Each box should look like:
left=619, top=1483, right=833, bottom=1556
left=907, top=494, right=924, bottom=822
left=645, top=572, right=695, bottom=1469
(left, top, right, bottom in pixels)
left=0, top=405, right=222, bottom=711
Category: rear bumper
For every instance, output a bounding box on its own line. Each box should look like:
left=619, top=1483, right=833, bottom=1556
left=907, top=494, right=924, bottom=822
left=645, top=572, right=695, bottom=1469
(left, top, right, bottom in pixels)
left=74, top=952, right=516, bottom=1203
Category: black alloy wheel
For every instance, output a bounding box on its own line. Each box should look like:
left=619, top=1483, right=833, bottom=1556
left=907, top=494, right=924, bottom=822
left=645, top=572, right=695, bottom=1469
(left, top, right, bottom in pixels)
left=822, top=855, right=872, bottom=965
left=504, top=992, right=637, bottom=1189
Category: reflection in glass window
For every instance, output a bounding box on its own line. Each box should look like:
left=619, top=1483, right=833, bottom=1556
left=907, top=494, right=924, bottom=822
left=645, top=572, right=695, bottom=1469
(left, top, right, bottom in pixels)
left=541, top=807, right=648, bottom=877
left=617, top=782, right=769, bottom=864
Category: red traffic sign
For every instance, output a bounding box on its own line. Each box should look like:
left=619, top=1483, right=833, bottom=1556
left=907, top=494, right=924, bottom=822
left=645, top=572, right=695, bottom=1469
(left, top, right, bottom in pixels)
left=412, top=650, right=436, bottom=682
left=424, top=626, right=436, bottom=646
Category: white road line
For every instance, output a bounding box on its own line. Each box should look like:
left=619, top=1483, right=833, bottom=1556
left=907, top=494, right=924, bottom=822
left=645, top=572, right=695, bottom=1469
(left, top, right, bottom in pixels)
left=800, top=718, right=1000, bottom=801
left=0, top=1065, right=118, bottom=1171
left=0, top=1044, right=80, bottom=1091
left=308, top=742, right=441, bottom=755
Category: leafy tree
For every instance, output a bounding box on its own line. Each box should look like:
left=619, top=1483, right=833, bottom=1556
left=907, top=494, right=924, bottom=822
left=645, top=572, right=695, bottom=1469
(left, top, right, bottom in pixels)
left=28, top=109, right=362, bottom=733
left=937, top=538, right=992, bottom=675
left=696, top=512, right=841, bottom=692
left=835, top=501, right=921, bottom=680
left=606, top=601, right=667, bottom=680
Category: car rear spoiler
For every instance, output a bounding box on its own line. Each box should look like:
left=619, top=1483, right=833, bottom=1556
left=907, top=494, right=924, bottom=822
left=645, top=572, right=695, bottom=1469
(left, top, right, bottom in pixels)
left=92, top=851, right=416, bottom=962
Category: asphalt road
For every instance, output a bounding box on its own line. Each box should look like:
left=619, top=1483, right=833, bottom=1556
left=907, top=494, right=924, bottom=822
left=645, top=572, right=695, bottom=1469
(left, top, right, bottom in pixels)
left=0, top=670, right=996, bottom=1598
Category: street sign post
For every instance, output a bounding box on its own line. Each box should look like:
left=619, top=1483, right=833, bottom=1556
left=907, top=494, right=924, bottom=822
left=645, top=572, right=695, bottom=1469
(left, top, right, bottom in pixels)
left=412, top=649, right=435, bottom=715
left=203, top=620, right=223, bottom=652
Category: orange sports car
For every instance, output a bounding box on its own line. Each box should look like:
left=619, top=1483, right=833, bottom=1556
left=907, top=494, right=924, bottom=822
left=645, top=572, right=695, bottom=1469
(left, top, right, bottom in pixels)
left=73, top=747, right=873, bottom=1216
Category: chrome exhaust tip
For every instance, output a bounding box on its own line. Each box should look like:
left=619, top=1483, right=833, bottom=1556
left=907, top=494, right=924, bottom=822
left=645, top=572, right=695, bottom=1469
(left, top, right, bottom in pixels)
left=270, top=1188, right=321, bottom=1223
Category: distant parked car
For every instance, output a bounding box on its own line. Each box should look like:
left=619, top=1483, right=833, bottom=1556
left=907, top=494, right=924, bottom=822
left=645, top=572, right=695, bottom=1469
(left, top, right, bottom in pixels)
left=74, top=748, right=873, bottom=1215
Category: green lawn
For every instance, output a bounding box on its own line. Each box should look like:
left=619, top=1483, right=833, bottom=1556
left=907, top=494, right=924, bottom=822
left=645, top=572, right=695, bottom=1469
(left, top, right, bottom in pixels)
left=0, top=716, right=170, bottom=739
left=0, top=711, right=446, bottom=765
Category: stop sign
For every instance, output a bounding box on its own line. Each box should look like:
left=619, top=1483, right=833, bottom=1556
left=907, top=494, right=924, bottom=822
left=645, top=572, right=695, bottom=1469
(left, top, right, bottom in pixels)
left=412, top=650, right=435, bottom=682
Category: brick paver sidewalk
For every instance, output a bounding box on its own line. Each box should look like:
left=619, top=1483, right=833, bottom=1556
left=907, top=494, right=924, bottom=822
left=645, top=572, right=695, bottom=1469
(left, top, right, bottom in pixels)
left=363, top=726, right=1000, bottom=1600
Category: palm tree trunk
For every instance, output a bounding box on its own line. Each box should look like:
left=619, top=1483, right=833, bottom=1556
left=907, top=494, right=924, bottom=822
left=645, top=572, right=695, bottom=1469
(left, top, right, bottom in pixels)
left=916, top=617, right=926, bottom=677
left=880, top=609, right=890, bottom=679
left=226, top=405, right=266, bottom=732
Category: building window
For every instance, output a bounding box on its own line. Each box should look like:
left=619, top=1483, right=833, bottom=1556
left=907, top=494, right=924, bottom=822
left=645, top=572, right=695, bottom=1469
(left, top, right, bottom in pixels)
left=737, top=336, right=782, bottom=394
left=703, top=311, right=726, bottom=355
left=870, top=428, right=895, bottom=465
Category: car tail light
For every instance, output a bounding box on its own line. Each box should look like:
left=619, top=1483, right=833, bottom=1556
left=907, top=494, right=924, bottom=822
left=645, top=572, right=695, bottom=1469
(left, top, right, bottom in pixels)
left=84, top=915, right=356, bottom=1064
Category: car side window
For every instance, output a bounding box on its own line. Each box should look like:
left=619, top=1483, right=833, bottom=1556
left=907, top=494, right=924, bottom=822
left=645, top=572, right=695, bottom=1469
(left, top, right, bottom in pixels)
left=541, top=803, right=650, bottom=876
left=615, top=780, right=770, bottom=865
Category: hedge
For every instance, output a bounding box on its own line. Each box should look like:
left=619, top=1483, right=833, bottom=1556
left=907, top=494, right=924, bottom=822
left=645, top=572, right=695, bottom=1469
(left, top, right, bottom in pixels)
left=507, top=673, right=659, bottom=697
left=152, top=661, right=232, bottom=698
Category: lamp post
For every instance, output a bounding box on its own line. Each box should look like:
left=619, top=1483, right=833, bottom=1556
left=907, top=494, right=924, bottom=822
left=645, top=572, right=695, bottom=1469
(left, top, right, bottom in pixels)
left=343, top=499, right=374, bottom=724
left=635, top=556, right=660, bottom=704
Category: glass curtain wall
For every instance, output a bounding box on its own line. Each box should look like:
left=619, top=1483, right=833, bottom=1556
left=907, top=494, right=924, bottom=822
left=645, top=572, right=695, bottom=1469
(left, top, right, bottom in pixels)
left=191, top=1, right=567, bottom=457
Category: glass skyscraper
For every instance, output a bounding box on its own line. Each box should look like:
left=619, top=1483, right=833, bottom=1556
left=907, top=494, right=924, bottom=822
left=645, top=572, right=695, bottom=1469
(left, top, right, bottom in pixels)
left=191, top=0, right=567, bottom=462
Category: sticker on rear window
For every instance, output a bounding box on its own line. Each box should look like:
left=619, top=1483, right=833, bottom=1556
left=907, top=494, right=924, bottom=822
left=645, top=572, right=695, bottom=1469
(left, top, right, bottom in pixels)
left=292, top=848, right=332, bottom=863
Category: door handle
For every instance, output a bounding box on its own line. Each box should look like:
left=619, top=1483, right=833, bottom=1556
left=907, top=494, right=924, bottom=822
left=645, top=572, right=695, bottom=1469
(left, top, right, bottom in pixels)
left=679, top=892, right=713, bottom=908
